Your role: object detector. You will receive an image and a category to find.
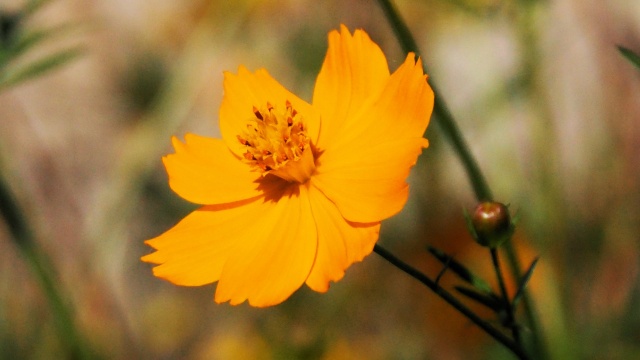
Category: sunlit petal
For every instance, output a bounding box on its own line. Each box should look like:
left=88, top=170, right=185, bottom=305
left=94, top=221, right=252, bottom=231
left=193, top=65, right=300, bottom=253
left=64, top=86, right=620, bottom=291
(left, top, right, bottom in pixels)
left=142, top=198, right=263, bottom=286
left=214, top=185, right=318, bottom=307
left=305, top=185, right=379, bottom=292
left=163, top=134, right=273, bottom=205
left=312, top=25, right=390, bottom=150
left=313, top=54, right=433, bottom=223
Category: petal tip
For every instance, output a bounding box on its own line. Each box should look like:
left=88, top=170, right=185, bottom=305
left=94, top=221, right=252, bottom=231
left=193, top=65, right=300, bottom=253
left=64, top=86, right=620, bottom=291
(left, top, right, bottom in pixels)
left=305, top=278, right=332, bottom=293
left=140, top=253, right=154, bottom=263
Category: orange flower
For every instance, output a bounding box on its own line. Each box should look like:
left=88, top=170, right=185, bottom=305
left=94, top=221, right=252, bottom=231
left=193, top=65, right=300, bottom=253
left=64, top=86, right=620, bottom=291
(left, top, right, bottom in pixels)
left=142, top=25, right=434, bottom=307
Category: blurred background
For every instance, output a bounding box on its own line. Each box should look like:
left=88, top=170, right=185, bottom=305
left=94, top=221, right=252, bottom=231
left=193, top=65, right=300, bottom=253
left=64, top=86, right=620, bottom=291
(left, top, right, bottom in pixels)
left=1, top=0, right=639, bottom=358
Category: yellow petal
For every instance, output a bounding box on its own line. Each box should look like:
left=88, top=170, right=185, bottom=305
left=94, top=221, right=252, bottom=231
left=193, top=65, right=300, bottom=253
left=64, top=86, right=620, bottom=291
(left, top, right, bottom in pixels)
left=214, top=185, right=318, bottom=307
left=219, top=67, right=320, bottom=156
left=142, top=198, right=262, bottom=286
left=163, top=134, right=274, bottom=205
left=312, top=25, right=390, bottom=150
left=312, top=54, right=433, bottom=223
left=305, top=184, right=379, bottom=292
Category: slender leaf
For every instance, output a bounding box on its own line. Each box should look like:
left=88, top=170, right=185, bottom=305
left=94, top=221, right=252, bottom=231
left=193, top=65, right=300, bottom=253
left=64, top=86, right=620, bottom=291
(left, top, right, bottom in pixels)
left=8, top=23, right=79, bottom=60
left=512, top=257, right=539, bottom=307
left=427, top=245, right=493, bottom=293
left=0, top=46, right=84, bottom=88
left=455, top=286, right=503, bottom=311
left=618, top=45, right=640, bottom=70
left=1, top=29, right=45, bottom=68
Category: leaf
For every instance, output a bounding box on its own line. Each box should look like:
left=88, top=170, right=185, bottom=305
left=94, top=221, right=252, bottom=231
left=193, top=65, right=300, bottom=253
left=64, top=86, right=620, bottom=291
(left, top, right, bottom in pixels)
left=1, top=29, right=47, bottom=68
left=427, top=245, right=493, bottom=293
left=455, top=286, right=503, bottom=311
left=512, top=257, right=539, bottom=307
left=2, top=23, right=80, bottom=66
left=0, top=46, right=84, bottom=89
left=618, top=45, right=640, bottom=70
left=462, top=206, right=479, bottom=242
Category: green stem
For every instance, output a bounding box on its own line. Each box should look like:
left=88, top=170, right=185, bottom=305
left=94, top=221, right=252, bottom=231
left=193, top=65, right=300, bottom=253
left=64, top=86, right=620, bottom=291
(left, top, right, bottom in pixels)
left=376, top=0, right=546, bottom=357
left=374, top=244, right=529, bottom=360
left=509, top=3, right=552, bottom=359
left=0, top=174, right=91, bottom=360
left=376, top=0, right=493, bottom=202
left=491, top=248, right=522, bottom=344
left=504, top=239, right=545, bottom=359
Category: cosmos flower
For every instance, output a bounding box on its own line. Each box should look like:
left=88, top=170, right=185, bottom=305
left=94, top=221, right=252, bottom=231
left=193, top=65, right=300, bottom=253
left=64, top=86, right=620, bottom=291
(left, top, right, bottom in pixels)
left=142, top=25, right=434, bottom=307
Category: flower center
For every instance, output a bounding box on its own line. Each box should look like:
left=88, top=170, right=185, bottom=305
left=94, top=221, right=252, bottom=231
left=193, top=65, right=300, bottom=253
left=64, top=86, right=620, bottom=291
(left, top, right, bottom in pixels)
left=237, top=100, right=316, bottom=183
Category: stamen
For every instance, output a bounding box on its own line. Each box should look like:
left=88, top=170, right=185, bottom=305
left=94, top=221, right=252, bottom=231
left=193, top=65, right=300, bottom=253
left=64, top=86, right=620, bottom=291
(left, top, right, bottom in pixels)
left=236, top=100, right=315, bottom=183
left=252, top=106, right=263, bottom=120
left=237, top=135, right=249, bottom=146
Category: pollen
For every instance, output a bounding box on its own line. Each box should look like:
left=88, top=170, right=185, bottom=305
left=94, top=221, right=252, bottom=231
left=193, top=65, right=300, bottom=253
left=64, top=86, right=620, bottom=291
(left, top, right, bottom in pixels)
left=238, top=100, right=315, bottom=183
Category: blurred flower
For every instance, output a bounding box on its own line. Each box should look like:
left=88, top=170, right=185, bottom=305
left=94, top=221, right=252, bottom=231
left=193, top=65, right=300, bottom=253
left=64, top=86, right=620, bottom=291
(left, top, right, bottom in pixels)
left=142, top=25, right=434, bottom=307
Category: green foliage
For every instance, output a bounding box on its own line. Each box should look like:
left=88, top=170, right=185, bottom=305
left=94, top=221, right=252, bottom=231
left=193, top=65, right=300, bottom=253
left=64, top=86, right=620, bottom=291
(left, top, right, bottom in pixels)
left=0, top=46, right=84, bottom=89
left=0, top=0, right=83, bottom=90
left=427, top=245, right=493, bottom=293
left=0, top=1, right=91, bottom=359
left=512, top=257, right=539, bottom=308
left=618, top=45, right=640, bottom=70
left=454, top=285, right=502, bottom=311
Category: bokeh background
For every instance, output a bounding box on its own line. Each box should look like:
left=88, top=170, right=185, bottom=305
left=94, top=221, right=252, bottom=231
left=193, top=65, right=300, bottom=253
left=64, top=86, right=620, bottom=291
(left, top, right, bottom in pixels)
left=1, top=0, right=640, bottom=359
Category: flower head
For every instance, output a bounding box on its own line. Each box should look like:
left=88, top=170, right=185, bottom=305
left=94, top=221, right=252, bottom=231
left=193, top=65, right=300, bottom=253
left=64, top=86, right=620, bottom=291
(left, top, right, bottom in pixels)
left=142, top=25, right=434, bottom=307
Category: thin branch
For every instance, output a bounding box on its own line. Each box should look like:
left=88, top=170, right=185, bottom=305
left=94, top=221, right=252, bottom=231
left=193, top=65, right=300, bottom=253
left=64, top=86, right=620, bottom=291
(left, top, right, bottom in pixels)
left=491, top=248, right=522, bottom=344
left=374, top=244, right=529, bottom=360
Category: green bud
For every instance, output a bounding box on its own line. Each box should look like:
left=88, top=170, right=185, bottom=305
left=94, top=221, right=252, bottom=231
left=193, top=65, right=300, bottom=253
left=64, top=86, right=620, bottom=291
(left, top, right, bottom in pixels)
left=471, top=202, right=512, bottom=248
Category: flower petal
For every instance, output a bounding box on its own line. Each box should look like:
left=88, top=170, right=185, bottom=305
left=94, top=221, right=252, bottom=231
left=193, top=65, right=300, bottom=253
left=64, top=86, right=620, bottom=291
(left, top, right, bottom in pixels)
left=312, top=54, right=434, bottom=223
left=163, top=134, right=275, bottom=205
left=214, top=185, right=318, bottom=307
left=142, top=198, right=262, bottom=286
left=312, top=25, right=390, bottom=150
left=219, top=67, right=320, bottom=156
left=305, top=184, right=379, bottom=292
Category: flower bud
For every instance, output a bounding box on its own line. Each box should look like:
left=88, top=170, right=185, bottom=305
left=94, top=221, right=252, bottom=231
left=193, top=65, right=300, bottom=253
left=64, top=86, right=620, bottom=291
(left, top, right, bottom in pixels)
left=471, top=202, right=512, bottom=248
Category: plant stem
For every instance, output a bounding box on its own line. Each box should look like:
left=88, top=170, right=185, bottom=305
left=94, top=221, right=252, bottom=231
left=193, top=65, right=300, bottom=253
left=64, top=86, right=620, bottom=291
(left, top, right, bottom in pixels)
left=504, top=239, right=545, bottom=358
left=376, top=0, right=546, bottom=357
left=0, top=174, right=91, bottom=360
left=374, top=244, right=529, bottom=360
left=491, top=248, right=522, bottom=344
